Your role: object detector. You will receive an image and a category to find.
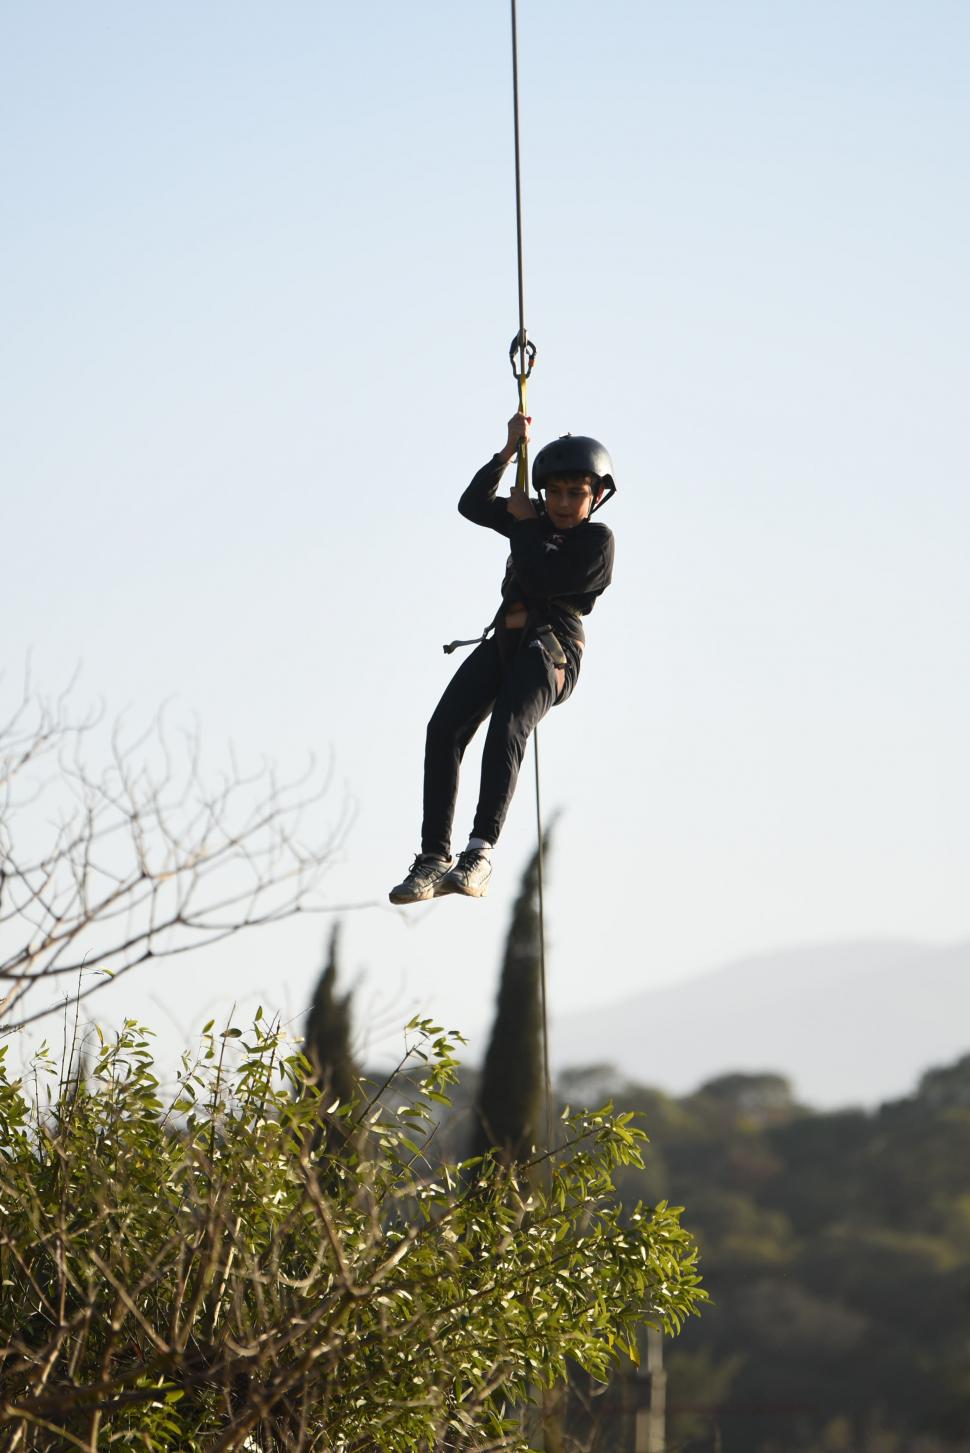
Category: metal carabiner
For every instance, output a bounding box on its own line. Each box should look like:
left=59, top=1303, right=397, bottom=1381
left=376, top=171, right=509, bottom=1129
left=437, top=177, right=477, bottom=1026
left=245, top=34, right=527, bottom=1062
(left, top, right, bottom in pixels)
left=508, top=329, right=537, bottom=380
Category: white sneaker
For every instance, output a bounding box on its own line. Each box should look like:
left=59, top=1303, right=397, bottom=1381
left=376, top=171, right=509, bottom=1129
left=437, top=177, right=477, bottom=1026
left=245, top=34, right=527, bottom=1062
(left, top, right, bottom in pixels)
left=434, top=849, right=492, bottom=899
left=388, top=854, right=454, bottom=905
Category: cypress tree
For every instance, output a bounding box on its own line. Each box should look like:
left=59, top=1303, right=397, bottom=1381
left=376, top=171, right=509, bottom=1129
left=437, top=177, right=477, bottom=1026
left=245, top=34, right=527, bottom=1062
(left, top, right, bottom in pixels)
left=473, top=834, right=566, bottom=1453
left=471, top=834, right=550, bottom=1164
left=302, top=922, right=358, bottom=1110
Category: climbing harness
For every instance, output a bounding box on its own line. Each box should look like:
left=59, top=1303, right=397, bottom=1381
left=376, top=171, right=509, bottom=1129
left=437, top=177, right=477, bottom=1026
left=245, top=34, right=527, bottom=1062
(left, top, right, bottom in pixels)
left=442, top=597, right=582, bottom=657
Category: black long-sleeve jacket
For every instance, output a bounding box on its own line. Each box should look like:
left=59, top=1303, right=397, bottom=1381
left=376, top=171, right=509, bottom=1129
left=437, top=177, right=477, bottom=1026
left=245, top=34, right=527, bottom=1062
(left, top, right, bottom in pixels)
left=458, top=454, right=615, bottom=646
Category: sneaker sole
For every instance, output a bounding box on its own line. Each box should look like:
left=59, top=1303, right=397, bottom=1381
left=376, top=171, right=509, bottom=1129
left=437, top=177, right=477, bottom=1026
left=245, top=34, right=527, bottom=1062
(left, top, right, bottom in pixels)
left=433, top=878, right=490, bottom=899
left=388, top=886, right=435, bottom=905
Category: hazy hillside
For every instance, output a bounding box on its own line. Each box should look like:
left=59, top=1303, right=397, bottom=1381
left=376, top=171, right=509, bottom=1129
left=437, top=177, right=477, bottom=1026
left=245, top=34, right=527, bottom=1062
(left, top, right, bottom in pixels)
left=552, top=939, right=970, bottom=1108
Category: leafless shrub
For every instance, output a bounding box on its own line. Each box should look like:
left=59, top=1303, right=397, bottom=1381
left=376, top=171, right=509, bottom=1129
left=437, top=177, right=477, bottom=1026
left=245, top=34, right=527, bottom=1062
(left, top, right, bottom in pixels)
left=0, top=677, right=348, bottom=1030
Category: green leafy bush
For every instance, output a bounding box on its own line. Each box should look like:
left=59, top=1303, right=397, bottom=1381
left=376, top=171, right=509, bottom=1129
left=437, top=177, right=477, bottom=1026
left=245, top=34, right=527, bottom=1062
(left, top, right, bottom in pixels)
left=0, top=1016, right=704, bottom=1451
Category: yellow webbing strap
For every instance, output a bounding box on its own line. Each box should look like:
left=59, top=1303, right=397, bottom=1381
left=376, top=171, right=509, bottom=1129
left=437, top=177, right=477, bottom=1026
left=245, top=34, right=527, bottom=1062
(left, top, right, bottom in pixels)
left=515, top=374, right=530, bottom=495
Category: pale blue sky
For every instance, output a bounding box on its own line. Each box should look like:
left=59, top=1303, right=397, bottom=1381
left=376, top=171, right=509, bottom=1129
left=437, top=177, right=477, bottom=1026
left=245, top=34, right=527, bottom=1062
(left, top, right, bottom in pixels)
left=3, top=2, right=968, bottom=1072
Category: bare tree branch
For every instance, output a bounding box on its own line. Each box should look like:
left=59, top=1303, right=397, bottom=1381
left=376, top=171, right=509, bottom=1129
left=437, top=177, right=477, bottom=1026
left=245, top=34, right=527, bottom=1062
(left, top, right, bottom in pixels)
left=0, top=685, right=351, bottom=1030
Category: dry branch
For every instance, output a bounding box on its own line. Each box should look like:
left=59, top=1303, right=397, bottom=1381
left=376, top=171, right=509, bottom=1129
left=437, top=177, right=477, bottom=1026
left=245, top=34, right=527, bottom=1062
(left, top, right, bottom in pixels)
left=0, top=684, right=348, bottom=1030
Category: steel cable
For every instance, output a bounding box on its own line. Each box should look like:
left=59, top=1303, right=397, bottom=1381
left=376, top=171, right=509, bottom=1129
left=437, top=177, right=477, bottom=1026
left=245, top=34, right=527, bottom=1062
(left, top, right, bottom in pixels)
left=508, top=0, right=554, bottom=1159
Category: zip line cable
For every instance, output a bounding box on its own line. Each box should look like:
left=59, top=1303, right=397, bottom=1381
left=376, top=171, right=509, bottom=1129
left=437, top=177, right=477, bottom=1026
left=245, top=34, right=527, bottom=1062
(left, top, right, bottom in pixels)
left=510, top=0, right=526, bottom=376
left=507, top=0, right=554, bottom=1159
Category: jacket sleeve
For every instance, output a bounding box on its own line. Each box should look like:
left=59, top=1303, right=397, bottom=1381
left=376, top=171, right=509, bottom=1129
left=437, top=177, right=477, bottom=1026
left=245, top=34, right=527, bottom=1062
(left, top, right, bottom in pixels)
left=508, top=520, right=614, bottom=598
left=457, top=456, right=514, bottom=537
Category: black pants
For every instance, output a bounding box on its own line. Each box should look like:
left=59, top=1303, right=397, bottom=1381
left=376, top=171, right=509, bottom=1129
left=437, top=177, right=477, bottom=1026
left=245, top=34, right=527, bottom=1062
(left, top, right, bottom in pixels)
left=421, top=629, right=579, bottom=858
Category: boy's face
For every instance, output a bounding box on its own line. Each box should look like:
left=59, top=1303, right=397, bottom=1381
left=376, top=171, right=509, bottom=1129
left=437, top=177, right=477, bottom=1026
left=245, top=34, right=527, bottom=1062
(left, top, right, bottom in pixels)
left=544, top=475, right=599, bottom=529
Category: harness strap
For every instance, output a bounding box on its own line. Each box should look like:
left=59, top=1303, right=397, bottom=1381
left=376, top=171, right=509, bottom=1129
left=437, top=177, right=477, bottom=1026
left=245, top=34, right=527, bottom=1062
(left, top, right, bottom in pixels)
left=442, top=593, right=581, bottom=657
left=442, top=623, right=495, bottom=655
left=515, top=371, right=529, bottom=495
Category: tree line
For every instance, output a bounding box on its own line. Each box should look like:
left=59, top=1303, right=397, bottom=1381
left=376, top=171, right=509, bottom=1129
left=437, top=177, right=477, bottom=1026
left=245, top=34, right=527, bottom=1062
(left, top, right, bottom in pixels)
left=310, top=842, right=970, bottom=1453
left=4, top=693, right=965, bottom=1451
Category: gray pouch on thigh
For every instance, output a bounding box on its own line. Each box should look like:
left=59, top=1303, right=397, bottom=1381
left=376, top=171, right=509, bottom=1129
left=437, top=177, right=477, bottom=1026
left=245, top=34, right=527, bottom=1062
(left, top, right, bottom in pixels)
left=532, top=627, right=567, bottom=668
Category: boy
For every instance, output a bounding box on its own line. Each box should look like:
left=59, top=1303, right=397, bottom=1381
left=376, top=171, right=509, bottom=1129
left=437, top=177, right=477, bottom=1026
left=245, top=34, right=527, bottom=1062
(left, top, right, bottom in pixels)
left=389, top=411, right=616, bottom=903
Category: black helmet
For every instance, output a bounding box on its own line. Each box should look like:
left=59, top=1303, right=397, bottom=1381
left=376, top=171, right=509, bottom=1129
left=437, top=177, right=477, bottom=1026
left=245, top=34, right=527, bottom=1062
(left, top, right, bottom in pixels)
left=532, top=434, right=616, bottom=514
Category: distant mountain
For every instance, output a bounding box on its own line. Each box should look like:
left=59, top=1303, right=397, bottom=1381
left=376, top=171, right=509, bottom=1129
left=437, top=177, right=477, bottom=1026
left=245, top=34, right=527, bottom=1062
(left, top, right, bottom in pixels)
left=551, top=939, right=970, bottom=1108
